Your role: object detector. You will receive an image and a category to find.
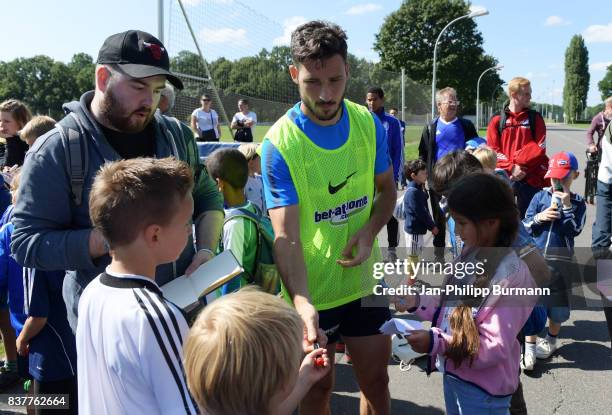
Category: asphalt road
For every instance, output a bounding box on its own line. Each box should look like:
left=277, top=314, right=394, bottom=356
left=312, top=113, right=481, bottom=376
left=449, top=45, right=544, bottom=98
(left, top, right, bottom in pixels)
left=1, top=125, right=610, bottom=415
left=328, top=124, right=612, bottom=414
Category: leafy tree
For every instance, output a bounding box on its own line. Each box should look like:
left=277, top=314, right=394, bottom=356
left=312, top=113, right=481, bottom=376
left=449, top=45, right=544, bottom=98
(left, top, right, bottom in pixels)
left=0, top=55, right=80, bottom=119
left=68, top=53, right=95, bottom=93
left=563, top=35, right=589, bottom=123
left=373, top=0, right=502, bottom=114
left=599, top=64, right=612, bottom=101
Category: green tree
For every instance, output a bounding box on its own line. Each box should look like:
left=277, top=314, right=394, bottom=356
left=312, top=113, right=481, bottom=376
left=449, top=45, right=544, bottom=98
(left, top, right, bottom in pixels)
left=563, top=35, right=590, bottom=123
left=373, top=0, right=502, bottom=114
left=0, top=55, right=80, bottom=119
left=68, top=53, right=95, bottom=93
left=599, top=64, right=612, bottom=101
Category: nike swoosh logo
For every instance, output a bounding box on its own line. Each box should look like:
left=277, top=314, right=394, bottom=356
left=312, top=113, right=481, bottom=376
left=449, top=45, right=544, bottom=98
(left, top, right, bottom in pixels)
left=328, top=171, right=357, bottom=194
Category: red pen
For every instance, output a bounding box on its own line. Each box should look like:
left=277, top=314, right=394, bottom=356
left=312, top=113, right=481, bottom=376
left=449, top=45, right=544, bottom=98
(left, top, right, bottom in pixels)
left=313, top=342, right=325, bottom=368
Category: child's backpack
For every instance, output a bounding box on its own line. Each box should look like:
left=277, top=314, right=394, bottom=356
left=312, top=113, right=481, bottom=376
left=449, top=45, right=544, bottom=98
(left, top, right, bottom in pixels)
left=223, top=205, right=280, bottom=294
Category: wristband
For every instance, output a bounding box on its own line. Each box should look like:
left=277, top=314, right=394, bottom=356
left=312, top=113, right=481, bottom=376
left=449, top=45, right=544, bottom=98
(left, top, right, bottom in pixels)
left=197, top=248, right=215, bottom=257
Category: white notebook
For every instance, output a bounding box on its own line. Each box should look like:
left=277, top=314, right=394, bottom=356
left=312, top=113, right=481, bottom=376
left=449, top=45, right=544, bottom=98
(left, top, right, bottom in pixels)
left=161, top=249, right=243, bottom=309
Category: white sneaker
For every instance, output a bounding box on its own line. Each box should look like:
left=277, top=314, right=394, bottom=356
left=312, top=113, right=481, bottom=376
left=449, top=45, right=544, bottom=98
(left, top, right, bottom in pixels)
left=535, top=337, right=558, bottom=359
left=521, top=349, right=536, bottom=371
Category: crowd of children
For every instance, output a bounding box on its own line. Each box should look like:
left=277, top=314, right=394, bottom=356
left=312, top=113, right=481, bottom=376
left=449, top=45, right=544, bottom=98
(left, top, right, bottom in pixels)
left=0, top=94, right=603, bottom=415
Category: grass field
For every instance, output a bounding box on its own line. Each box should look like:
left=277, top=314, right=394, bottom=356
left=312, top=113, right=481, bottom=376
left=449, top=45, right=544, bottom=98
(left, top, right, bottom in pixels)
left=218, top=124, right=424, bottom=162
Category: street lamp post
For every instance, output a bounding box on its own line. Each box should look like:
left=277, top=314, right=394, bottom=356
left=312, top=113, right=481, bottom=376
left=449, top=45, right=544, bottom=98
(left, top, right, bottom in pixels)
left=490, top=82, right=507, bottom=119
left=431, top=7, right=489, bottom=118
left=476, top=64, right=503, bottom=129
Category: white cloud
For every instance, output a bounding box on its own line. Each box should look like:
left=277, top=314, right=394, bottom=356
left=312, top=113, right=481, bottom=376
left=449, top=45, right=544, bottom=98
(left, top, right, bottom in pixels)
left=273, top=16, right=308, bottom=46
left=583, top=22, right=612, bottom=43
left=346, top=3, right=382, bottom=16
left=544, top=16, right=570, bottom=27
left=200, top=27, right=248, bottom=46
left=591, top=61, right=612, bottom=71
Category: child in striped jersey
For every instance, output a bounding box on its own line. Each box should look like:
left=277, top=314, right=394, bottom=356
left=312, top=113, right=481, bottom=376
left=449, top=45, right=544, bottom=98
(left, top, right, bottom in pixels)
left=77, top=158, right=198, bottom=415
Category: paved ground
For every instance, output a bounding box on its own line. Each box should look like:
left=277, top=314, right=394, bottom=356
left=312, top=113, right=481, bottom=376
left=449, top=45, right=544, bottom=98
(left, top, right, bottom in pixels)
left=328, top=124, right=612, bottom=414
left=1, top=125, right=609, bottom=414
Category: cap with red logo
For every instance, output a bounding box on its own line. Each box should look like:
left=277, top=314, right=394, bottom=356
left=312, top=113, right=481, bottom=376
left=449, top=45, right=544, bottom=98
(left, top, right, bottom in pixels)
left=97, top=30, right=183, bottom=90
left=544, top=151, right=579, bottom=179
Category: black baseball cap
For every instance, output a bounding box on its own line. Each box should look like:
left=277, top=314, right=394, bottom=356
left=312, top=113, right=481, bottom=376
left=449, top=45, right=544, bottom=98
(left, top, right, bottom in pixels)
left=97, top=30, right=184, bottom=90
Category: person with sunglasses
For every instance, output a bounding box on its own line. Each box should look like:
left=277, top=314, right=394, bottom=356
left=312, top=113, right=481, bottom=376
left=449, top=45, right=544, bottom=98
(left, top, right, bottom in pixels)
left=418, top=87, right=477, bottom=261
left=191, top=94, right=220, bottom=142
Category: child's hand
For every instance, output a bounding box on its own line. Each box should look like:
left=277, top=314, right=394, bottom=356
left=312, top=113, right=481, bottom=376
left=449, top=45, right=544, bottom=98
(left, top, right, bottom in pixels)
left=407, top=329, right=431, bottom=354
left=537, top=207, right=560, bottom=222
left=392, top=294, right=418, bottom=312
left=16, top=335, right=28, bottom=356
left=554, top=191, right=571, bottom=208
left=299, top=348, right=331, bottom=386
left=431, top=226, right=439, bottom=236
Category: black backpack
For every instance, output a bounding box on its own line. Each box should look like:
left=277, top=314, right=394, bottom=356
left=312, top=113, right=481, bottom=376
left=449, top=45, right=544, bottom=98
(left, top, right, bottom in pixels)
left=494, top=107, right=539, bottom=140
left=55, top=112, right=199, bottom=206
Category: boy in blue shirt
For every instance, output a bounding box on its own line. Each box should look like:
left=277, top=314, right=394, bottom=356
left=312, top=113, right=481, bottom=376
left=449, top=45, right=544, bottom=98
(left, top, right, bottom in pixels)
left=401, top=159, right=438, bottom=282
left=17, top=269, right=77, bottom=414
left=523, top=151, right=586, bottom=368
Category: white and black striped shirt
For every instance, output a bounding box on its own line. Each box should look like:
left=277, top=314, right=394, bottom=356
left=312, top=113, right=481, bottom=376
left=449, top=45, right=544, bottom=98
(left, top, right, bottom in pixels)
left=76, top=269, right=198, bottom=415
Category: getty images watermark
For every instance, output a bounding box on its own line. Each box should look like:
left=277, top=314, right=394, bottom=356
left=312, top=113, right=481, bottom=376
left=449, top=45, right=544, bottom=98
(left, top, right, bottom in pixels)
left=371, top=257, right=551, bottom=298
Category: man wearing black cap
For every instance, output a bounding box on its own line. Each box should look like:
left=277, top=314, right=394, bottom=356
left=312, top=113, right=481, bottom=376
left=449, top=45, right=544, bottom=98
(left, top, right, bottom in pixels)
left=11, top=30, right=224, bottom=331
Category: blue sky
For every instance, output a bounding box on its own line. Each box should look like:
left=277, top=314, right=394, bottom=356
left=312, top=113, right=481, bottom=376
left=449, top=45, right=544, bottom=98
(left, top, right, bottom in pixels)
left=3, top=0, right=611, bottom=106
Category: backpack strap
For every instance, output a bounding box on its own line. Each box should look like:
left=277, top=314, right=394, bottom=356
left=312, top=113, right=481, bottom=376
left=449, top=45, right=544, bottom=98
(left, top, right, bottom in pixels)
left=154, top=112, right=180, bottom=157
left=498, top=108, right=539, bottom=142
left=57, top=113, right=88, bottom=206
left=222, top=206, right=265, bottom=282
left=527, top=109, right=538, bottom=142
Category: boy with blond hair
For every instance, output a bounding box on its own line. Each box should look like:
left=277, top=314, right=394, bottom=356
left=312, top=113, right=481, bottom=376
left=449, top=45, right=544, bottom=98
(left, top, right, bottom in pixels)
left=19, top=115, right=56, bottom=147
left=184, top=287, right=330, bottom=415
left=77, top=157, right=198, bottom=414
left=473, top=145, right=510, bottom=183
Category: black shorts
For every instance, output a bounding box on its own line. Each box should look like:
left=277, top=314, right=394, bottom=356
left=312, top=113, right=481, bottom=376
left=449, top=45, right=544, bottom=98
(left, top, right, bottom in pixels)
left=318, top=295, right=391, bottom=344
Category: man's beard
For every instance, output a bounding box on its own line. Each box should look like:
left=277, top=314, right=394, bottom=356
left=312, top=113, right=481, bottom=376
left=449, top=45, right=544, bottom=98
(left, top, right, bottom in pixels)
left=302, top=93, right=345, bottom=122
left=99, top=86, right=154, bottom=133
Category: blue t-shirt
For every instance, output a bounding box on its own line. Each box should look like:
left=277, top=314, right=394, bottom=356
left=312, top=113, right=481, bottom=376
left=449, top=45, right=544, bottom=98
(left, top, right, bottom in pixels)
left=261, top=101, right=390, bottom=209
left=435, top=117, right=465, bottom=161
left=27, top=269, right=77, bottom=382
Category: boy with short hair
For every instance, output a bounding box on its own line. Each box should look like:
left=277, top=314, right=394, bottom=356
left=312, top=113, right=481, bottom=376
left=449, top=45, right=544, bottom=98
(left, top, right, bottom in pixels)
left=402, top=159, right=438, bottom=281
left=19, top=115, right=56, bottom=147
left=77, top=157, right=198, bottom=414
left=523, top=151, right=586, bottom=369
left=206, top=148, right=259, bottom=294
left=184, top=287, right=330, bottom=415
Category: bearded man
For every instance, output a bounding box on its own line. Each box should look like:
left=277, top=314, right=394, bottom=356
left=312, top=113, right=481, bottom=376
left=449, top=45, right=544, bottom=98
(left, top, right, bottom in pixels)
left=11, top=30, right=224, bottom=331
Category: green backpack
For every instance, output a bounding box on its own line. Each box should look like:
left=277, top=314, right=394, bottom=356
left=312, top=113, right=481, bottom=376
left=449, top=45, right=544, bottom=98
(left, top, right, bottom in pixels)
left=223, top=205, right=280, bottom=294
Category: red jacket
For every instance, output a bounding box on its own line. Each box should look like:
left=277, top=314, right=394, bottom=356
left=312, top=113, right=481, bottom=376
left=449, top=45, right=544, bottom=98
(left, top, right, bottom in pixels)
left=487, top=108, right=549, bottom=189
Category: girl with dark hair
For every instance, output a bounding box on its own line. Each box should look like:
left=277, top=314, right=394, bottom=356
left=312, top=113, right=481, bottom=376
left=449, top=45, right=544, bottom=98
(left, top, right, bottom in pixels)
left=396, top=173, right=537, bottom=415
